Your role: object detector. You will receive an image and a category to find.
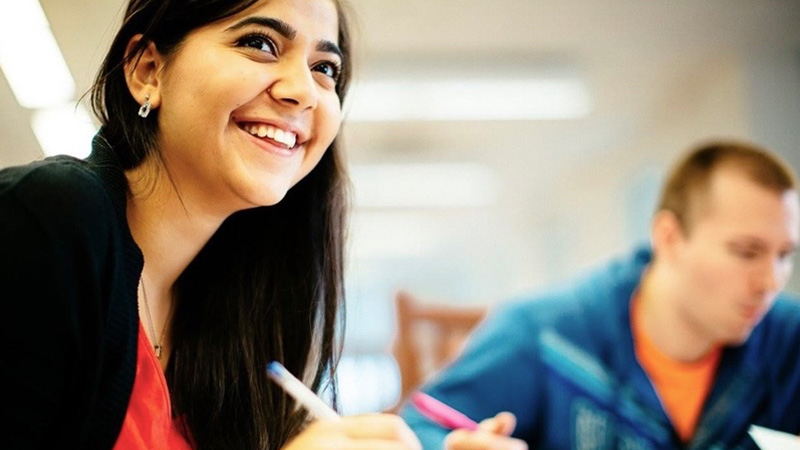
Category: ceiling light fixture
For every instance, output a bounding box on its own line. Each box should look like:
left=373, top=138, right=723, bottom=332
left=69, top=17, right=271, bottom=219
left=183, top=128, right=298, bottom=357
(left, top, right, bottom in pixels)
left=0, top=0, right=75, bottom=109
left=351, top=163, right=500, bottom=208
left=31, top=103, right=97, bottom=159
left=344, top=56, right=591, bottom=122
left=348, top=78, right=591, bottom=122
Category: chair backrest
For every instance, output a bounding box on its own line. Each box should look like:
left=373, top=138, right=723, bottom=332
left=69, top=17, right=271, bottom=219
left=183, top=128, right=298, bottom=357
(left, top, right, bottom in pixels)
left=390, top=290, right=487, bottom=409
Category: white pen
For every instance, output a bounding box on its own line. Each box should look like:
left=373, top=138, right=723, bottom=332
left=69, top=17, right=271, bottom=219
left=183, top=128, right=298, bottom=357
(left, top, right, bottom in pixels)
left=266, top=361, right=341, bottom=421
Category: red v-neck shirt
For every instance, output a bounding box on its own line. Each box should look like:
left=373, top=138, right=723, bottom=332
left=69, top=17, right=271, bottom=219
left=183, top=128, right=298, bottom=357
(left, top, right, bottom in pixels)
left=113, top=322, right=192, bottom=449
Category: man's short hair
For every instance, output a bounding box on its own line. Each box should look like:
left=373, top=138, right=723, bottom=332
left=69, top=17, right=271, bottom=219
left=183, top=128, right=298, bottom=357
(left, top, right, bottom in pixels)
left=656, top=141, right=797, bottom=232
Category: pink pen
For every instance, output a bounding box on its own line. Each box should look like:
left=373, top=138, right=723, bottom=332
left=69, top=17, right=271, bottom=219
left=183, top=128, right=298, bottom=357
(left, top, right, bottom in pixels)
left=410, top=392, right=479, bottom=431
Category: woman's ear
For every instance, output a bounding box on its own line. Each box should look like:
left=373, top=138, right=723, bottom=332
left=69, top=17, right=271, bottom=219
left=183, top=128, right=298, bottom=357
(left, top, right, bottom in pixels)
left=124, top=34, right=164, bottom=111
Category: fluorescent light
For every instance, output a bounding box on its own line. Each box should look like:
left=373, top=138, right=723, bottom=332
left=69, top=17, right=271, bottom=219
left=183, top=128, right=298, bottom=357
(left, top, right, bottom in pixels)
left=351, top=163, right=500, bottom=208
left=0, top=0, right=75, bottom=108
left=31, top=103, right=98, bottom=159
left=349, top=212, right=445, bottom=259
left=347, top=78, right=591, bottom=122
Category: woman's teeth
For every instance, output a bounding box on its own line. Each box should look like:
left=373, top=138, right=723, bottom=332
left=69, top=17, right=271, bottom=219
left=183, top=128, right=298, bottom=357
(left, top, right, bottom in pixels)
left=243, top=123, right=297, bottom=148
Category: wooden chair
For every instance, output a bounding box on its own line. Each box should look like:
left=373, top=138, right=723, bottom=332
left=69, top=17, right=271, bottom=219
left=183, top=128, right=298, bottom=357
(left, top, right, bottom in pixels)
left=390, top=290, right=487, bottom=410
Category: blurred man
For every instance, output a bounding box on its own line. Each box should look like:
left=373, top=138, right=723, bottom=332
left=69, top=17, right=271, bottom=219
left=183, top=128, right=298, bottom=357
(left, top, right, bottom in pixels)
left=402, top=142, right=800, bottom=449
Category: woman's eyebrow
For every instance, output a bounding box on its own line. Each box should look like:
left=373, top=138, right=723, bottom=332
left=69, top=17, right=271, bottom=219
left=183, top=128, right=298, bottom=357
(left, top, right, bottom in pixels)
left=226, top=15, right=342, bottom=61
left=317, top=40, right=343, bottom=61
left=225, top=16, right=296, bottom=39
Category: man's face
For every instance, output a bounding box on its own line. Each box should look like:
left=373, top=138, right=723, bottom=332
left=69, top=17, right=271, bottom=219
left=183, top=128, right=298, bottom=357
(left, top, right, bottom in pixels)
left=672, top=167, right=799, bottom=346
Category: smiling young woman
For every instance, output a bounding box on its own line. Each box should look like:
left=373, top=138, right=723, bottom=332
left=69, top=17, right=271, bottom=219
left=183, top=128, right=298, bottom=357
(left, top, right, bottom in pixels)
left=0, top=1, right=420, bottom=449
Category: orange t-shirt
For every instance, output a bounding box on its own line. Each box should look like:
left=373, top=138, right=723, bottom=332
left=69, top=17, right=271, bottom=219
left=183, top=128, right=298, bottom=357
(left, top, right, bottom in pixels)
left=113, top=322, right=192, bottom=449
left=631, top=297, right=721, bottom=443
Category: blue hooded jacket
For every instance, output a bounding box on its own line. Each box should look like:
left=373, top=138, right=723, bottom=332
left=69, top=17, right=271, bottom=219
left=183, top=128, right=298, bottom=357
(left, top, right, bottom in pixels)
left=402, top=247, right=800, bottom=449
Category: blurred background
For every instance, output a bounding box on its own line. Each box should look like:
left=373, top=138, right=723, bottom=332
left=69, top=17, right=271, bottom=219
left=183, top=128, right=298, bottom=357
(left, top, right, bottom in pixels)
left=1, top=0, right=799, bottom=413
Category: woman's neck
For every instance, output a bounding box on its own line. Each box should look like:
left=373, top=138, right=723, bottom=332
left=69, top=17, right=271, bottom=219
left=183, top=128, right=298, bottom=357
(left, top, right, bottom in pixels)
left=126, top=158, right=230, bottom=369
left=125, top=158, right=226, bottom=292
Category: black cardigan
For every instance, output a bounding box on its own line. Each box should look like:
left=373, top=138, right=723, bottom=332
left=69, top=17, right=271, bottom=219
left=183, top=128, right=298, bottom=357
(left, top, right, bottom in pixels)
left=0, top=133, right=142, bottom=449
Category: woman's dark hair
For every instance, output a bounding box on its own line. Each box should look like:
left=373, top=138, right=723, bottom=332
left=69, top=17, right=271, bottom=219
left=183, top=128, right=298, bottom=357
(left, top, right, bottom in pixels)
left=90, top=1, right=352, bottom=449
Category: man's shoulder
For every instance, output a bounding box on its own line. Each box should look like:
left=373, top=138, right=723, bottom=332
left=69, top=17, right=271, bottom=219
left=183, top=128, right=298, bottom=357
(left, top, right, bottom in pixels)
left=488, top=294, right=618, bottom=348
left=500, top=248, right=647, bottom=326
left=742, top=295, right=800, bottom=396
left=744, top=295, right=800, bottom=365
left=763, top=294, right=800, bottom=332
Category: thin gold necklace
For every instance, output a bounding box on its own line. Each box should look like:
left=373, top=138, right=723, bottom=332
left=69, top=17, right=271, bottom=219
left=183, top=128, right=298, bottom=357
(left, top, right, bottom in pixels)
left=139, top=278, right=171, bottom=359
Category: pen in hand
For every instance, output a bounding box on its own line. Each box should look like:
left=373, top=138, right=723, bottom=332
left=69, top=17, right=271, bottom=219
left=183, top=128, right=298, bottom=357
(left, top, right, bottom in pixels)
left=410, top=392, right=479, bottom=431
left=266, top=361, right=340, bottom=421
left=412, top=393, right=523, bottom=449
left=268, top=362, right=424, bottom=450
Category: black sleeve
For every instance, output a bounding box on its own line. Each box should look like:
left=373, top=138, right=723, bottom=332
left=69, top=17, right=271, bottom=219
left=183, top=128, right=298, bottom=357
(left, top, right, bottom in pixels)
left=0, top=164, right=112, bottom=448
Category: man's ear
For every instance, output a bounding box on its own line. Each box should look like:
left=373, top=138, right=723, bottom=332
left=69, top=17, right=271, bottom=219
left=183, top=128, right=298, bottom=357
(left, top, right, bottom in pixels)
left=123, top=35, right=164, bottom=111
left=651, top=209, right=685, bottom=262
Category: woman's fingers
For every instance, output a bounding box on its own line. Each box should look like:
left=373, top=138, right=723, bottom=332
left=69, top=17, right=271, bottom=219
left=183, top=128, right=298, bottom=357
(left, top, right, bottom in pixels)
left=344, top=442, right=421, bottom=450
left=339, top=414, right=422, bottom=449
left=283, top=414, right=421, bottom=450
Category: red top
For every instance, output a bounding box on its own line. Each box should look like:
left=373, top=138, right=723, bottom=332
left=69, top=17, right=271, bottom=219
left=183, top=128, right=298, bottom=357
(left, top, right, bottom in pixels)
left=113, top=322, right=193, bottom=449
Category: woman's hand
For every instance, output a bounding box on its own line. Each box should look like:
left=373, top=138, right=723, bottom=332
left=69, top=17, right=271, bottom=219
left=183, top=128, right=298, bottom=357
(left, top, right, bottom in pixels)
left=445, top=412, right=528, bottom=450
left=282, top=413, right=422, bottom=450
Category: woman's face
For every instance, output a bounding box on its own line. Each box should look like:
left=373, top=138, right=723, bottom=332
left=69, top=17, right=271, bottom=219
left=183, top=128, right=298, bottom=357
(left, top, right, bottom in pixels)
left=153, top=0, right=342, bottom=212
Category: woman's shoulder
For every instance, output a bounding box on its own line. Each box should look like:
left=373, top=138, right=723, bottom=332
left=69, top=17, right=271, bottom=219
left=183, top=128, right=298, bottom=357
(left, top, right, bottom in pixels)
left=0, top=155, right=118, bottom=233
left=1, top=155, right=102, bottom=196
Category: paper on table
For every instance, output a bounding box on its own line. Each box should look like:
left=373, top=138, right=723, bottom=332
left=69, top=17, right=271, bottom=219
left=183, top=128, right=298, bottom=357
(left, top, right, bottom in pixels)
left=749, top=425, right=800, bottom=450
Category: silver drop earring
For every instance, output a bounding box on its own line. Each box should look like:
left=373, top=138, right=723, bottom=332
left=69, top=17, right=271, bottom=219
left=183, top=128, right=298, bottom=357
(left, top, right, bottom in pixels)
left=138, top=95, right=151, bottom=118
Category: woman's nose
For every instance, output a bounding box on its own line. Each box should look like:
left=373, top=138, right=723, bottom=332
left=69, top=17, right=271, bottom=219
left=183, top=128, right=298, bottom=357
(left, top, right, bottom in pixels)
left=267, top=59, right=318, bottom=112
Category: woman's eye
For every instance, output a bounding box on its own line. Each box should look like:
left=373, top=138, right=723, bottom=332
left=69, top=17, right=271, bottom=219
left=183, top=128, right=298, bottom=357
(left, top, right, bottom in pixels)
left=313, top=61, right=340, bottom=80
left=237, top=33, right=277, bottom=55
